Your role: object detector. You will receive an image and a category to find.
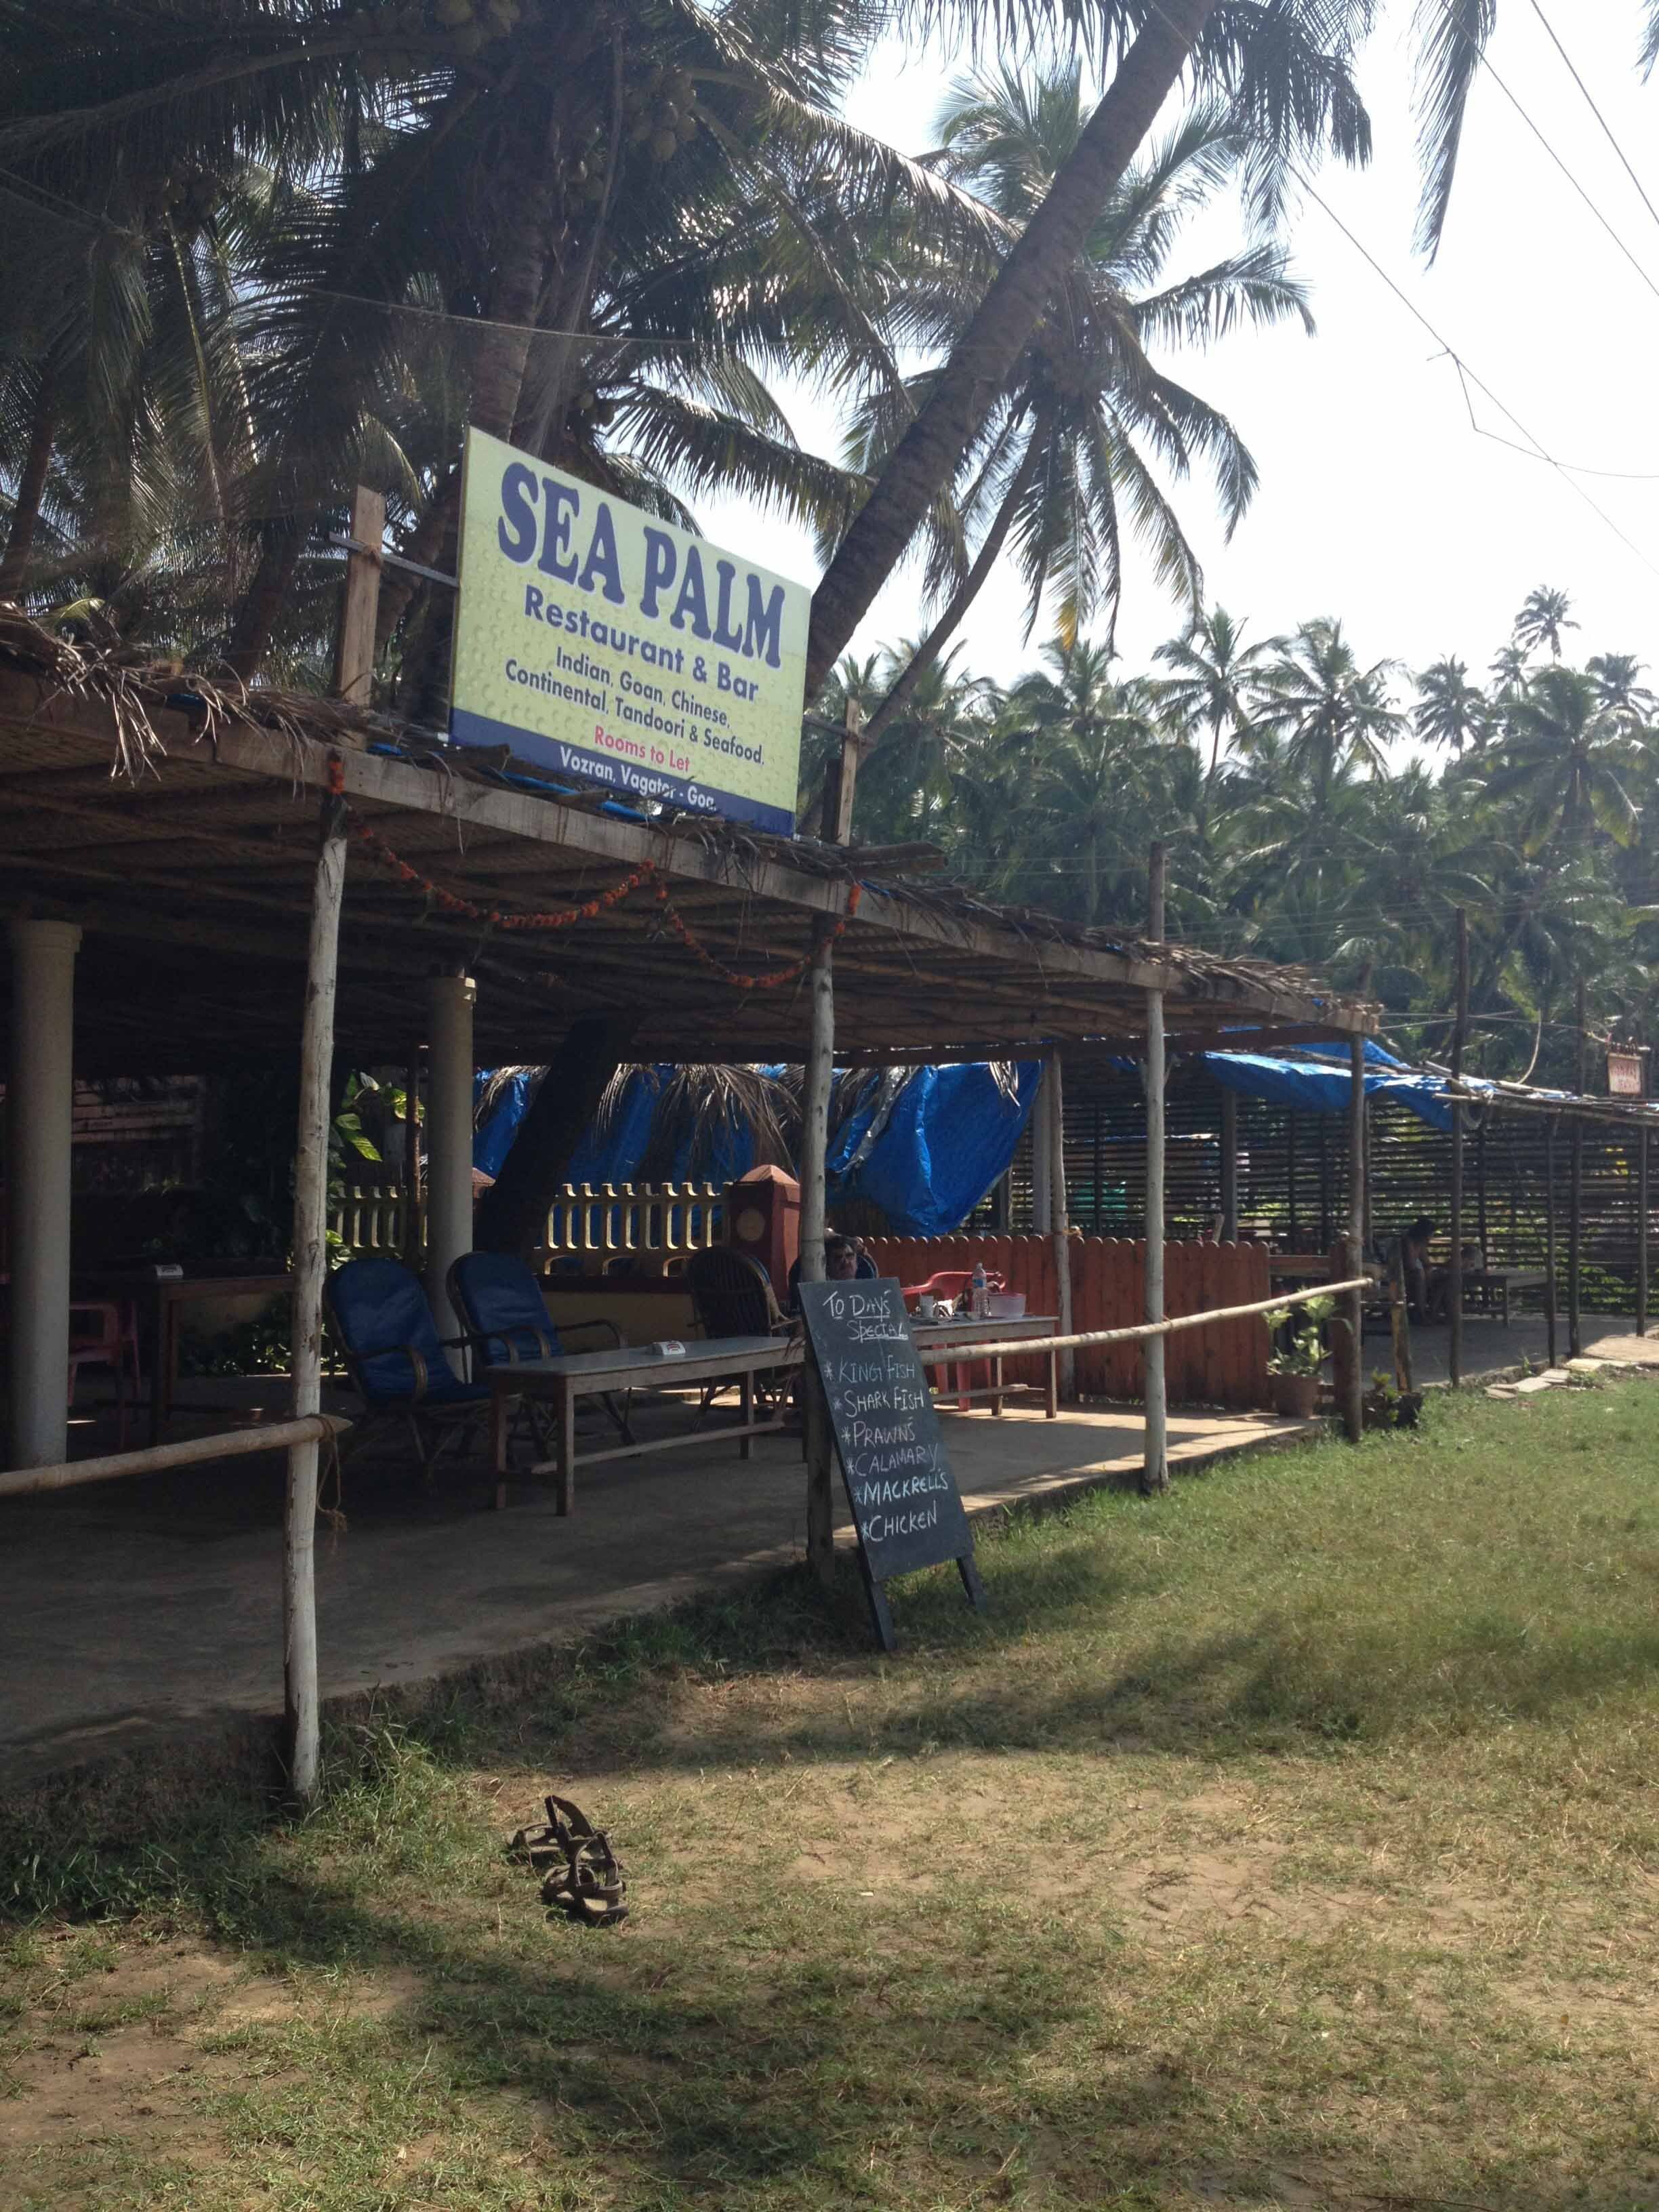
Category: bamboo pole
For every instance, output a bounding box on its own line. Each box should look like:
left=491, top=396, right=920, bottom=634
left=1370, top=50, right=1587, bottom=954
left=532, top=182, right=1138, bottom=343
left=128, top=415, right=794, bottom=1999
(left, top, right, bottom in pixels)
left=1570, top=979, right=1585, bottom=1358
left=903, top=1275, right=1374, bottom=1366
left=285, top=785, right=348, bottom=1801
left=0, top=1414, right=349, bottom=1500
left=1032, top=1071, right=1053, bottom=1233
left=1344, top=1035, right=1366, bottom=1443
left=1448, top=908, right=1468, bottom=1388
left=801, top=832, right=840, bottom=1586
left=1639, top=1044, right=1650, bottom=1338
left=1544, top=1115, right=1559, bottom=1369
left=1219, top=1086, right=1239, bottom=1241
left=1287, top=1108, right=1299, bottom=1247
left=1143, top=843, right=1168, bottom=1494
left=1049, top=1048, right=1074, bottom=1400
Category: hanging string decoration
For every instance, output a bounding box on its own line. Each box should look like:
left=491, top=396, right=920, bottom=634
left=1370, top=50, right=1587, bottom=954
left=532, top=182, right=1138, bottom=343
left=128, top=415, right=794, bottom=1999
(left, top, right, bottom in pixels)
left=325, top=752, right=861, bottom=989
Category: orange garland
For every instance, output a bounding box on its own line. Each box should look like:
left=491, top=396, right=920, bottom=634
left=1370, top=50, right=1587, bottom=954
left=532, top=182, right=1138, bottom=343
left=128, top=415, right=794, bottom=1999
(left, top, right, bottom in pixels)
left=326, top=751, right=861, bottom=990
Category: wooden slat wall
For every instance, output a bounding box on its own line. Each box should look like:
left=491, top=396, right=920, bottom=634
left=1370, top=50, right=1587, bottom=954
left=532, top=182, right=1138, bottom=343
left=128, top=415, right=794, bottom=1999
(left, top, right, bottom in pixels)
left=979, top=1065, right=1651, bottom=1313
left=862, top=1231, right=1272, bottom=1408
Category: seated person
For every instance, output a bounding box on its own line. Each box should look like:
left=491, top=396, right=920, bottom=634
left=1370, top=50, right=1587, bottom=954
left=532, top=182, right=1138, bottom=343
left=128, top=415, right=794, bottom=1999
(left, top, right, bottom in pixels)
left=1397, top=1216, right=1437, bottom=1319
left=1428, top=1240, right=1486, bottom=1320
left=787, top=1231, right=874, bottom=1311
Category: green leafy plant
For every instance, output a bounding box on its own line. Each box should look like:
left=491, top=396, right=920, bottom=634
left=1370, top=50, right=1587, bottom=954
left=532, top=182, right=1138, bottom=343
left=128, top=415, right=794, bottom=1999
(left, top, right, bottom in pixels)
left=1265, top=1294, right=1335, bottom=1378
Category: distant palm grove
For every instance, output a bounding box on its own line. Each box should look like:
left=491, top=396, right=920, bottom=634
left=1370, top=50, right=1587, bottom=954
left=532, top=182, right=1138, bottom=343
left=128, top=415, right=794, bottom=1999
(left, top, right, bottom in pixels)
left=813, top=584, right=1658, bottom=1095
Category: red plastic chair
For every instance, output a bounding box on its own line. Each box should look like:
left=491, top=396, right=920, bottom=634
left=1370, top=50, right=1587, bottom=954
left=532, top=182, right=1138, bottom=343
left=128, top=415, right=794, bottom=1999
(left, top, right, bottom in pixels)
left=68, top=1300, right=141, bottom=1446
left=900, top=1269, right=1008, bottom=1408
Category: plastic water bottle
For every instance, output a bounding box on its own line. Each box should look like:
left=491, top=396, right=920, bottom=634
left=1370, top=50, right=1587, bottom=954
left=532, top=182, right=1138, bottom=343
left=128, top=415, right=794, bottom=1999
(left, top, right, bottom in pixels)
left=970, top=1261, right=988, bottom=1319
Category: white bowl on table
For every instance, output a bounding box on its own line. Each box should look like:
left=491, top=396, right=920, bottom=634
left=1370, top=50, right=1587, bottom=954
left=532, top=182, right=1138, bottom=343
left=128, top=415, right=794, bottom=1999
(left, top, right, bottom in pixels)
left=984, top=1292, right=1026, bottom=1319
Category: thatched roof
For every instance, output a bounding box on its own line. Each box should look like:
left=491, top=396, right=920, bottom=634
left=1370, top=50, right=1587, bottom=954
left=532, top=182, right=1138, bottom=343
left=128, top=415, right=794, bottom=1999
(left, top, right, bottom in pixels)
left=0, top=614, right=1376, bottom=1073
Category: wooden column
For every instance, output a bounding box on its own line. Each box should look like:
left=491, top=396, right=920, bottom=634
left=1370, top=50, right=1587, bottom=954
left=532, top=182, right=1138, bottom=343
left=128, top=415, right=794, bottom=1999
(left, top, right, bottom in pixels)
left=1448, top=907, right=1468, bottom=1389
left=331, top=485, right=386, bottom=705
left=1570, top=979, right=1585, bottom=1358
left=1049, top=1049, right=1074, bottom=1400
left=1142, top=844, right=1168, bottom=1494
left=1031, top=1071, right=1053, bottom=1233
left=402, top=1050, right=423, bottom=1269
left=1219, top=1086, right=1239, bottom=1242
left=1544, top=1115, right=1559, bottom=1370
left=802, top=918, right=837, bottom=1586
left=1286, top=1109, right=1299, bottom=1248
left=1343, top=1036, right=1366, bottom=1443
left=285, top=785, right=348, bottom=1801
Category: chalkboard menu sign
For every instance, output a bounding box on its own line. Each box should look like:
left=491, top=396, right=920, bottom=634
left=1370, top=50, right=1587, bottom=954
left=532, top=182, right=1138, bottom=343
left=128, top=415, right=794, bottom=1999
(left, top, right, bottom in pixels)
left=798, top=1277, right=985, bottom=1650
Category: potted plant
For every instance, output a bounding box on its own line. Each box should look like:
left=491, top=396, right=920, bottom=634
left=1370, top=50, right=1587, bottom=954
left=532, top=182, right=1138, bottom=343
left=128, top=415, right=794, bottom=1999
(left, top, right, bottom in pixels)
left=1265, top=1295, right=1334, bottom=1418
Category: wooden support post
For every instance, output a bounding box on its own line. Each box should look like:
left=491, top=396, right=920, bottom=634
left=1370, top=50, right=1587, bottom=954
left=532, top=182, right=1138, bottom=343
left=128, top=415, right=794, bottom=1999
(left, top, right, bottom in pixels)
left=285, top=785, right=348, bottom=1801
left=1219, top=1086, right=1239, bottom=1242
left=1388, top=1237, right=1414, bottom=1397
left=801, top=916, right=837, bottom=1587
left=1091, top=1100, right=1105, bottom=1233
left=1031, top=1071, right=1053, bottom=1233
left=825, top=695, right=865, bottom=845
left=1639, top=1044, right=1650, bottom=1338
left=1343, top=1035, right=1366, bottom=1443
left=1544, top=1115, right=1559, bottom=1370
left=1448, top=908, right=1468, bottom=1389
left=402, top=1050, right=423, bottom=1268
left=331, top=485, right=386, bottom=705
left=1049, top=1049, right=1074, bottom=1401
left=1570, top=979, right=1585, bottom=1358
left=1287, top=1109, right=1299, bottom=1248
left=1143, top=843, right=1168, bottom=1494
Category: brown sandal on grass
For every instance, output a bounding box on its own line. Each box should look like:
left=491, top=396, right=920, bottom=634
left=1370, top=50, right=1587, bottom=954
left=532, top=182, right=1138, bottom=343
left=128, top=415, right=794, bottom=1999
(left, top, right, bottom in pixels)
left=510, top=1793, right=629, bottom=1928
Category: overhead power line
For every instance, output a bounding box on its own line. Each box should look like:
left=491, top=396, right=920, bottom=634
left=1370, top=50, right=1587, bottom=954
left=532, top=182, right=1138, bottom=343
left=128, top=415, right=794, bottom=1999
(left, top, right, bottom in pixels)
left=1431, top=0, right=1659, bottom=310
left=1525, top=0, right=1659, bottom=243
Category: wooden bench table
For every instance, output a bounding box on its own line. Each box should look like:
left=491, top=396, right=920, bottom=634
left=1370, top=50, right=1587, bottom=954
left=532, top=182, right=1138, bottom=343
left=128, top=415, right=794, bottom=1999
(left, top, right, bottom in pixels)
left=488, top=1333, right=802, bottom=1512
left=1464, top=1269, right=1551, bottom=1324
left=912, top=1315, right=1061, bottom=1416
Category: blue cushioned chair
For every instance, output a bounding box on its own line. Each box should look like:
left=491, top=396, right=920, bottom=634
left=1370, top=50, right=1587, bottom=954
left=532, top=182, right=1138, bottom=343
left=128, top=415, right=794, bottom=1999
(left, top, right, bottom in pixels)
left=326, top=1257, right=489, bottom=1479
left=447, top=1251, right=634, bottom=1449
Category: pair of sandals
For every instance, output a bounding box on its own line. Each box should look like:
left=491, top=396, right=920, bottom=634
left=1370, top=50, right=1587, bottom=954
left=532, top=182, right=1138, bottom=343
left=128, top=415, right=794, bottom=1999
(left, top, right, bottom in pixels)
left=511, top=1793, right=628, bottom=1927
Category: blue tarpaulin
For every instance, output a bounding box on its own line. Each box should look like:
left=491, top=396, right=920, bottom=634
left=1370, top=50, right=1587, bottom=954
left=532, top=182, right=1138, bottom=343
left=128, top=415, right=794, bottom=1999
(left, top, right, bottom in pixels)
left=474, top=1059, right=1040, bottom=1231
left=1198, top=1051, right=1458, bottom=1131
left=829, top=1062, right=1041, bottom=1235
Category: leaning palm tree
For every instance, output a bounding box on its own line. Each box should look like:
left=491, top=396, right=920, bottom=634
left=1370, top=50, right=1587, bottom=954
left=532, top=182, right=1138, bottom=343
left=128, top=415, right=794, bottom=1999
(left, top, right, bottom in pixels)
left=846, top=78, right=1314, bottom=750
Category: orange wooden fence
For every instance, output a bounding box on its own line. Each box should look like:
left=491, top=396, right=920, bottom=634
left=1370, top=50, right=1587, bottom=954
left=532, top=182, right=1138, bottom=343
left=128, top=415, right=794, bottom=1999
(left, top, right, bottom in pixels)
left=861, top=1233, right=1273, bottom=1410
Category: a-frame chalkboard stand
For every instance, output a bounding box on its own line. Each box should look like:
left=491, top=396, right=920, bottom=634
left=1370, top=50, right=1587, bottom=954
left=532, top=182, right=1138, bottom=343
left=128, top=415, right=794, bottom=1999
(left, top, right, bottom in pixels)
left=798, top=1279, right=985, bottom=1652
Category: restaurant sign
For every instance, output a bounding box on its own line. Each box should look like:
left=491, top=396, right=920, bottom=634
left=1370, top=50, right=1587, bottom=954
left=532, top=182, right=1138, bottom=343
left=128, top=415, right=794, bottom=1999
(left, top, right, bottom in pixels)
left=1607, top=1050, right=1644, bottom=1097
left=449, top=426, right=808, bottom=834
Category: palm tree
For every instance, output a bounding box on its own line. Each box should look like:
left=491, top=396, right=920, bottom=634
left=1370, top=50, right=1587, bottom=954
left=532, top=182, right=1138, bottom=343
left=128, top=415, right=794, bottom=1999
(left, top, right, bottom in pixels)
left=1481, top=664, right=1645, bottom=853
left=1250, top=619, right=1401, bottom=793
left=996, top=640, right=1175, bottom=926
left=1412, top=656, right=1490, bottom=754
left=1588, top=652, right=1656, bottom=716
left=847, top=80, right=1311, bottom=752
left=1512, top=585, right=1578, bottom=663
left=1156, top=605, right=1277, bottom=785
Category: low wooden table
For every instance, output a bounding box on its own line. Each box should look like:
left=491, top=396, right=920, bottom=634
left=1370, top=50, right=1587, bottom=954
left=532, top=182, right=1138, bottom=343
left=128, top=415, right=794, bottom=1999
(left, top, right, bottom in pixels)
left=1464, top=1269, right=1551, bottom=1324
left=488, top=1333, right=802, bottom=1512
left=912, top=1315, right=1061, bottom=1416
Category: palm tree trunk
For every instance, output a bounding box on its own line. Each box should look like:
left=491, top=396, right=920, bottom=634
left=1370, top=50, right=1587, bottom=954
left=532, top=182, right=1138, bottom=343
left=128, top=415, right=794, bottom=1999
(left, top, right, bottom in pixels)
left=802, top=0, right=1218, bottom=697
left=0, top=359, right=60, bottom=600
left=469, top=144, right=559, bottom=443
left=226, top=520, right=304, bottom=682
left=857, top=427, right=1043, bottom=755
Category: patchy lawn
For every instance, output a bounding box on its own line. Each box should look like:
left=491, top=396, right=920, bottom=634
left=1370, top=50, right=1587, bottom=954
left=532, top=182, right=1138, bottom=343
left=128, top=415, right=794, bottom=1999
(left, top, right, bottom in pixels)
left=6, top=1380, right=1659, bottom=2211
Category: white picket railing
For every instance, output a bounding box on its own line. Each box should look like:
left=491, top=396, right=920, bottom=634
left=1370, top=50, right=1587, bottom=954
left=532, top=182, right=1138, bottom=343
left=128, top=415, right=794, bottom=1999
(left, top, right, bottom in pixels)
left=329, top=1179, right=726, bottom=1266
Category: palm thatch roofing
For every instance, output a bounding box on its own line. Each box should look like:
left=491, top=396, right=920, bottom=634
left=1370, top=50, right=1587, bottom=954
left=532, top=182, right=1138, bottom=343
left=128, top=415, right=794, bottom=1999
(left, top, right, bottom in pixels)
left=0, top=615, right=1376, bottom=1074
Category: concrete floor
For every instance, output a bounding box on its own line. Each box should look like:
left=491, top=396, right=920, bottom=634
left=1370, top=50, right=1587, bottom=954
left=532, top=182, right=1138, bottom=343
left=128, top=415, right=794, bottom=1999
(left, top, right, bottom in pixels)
left=1, top=1379, right=1303, bottom=1788
left=1372, top=1309, right=1659, bottom=1385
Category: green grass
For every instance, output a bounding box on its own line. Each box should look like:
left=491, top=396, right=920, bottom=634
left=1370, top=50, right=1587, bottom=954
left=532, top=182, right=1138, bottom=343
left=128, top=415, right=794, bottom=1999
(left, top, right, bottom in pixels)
left=7, top=1382, right=1659, bottom=2209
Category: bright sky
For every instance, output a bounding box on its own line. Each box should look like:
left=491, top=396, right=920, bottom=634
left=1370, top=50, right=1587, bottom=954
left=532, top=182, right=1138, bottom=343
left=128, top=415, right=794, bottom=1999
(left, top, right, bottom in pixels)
left=695, top=5, right=1659, bottom=695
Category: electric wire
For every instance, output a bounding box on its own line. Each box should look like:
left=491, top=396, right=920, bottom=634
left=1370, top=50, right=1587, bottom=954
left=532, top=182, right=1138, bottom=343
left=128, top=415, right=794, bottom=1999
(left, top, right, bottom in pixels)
left=1524, top=0, right=1659, bottom=243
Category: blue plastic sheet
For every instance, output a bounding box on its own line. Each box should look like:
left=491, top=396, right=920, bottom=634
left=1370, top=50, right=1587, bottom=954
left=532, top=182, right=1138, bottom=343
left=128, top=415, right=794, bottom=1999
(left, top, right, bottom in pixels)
left=830, top=1062, right=1042, bottom=1234
left=1199, top=1052, right=1456, bottom=1131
